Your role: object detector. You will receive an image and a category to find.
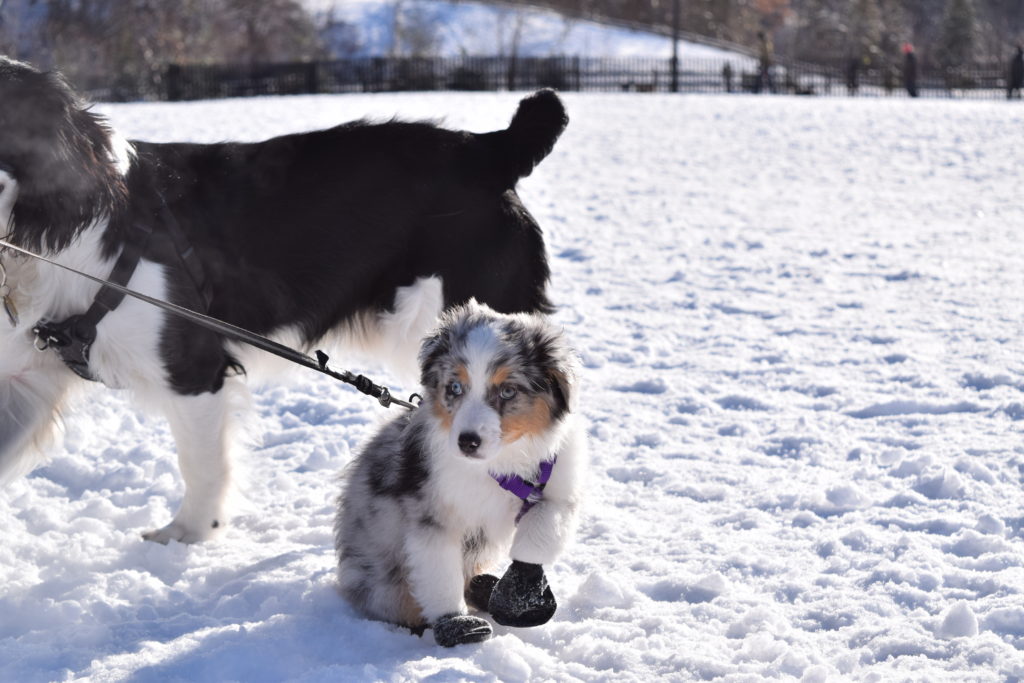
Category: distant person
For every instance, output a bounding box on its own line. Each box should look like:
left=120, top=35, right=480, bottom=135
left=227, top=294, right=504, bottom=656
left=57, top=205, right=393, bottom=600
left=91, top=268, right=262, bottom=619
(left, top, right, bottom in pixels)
left=722, top=62, right=734, bottom=93
left=1008, top=45, right=1024, bottom=100
left=757, top=31, right=775, bottom=94
left=846, top=57, right=860, bottom=95
left=903, top=43, right=919, bottom=98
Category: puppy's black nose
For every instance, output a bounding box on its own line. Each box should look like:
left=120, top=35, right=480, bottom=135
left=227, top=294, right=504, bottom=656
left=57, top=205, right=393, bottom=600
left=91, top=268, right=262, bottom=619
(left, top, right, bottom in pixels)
left=458, top=431, right=481, bottom=455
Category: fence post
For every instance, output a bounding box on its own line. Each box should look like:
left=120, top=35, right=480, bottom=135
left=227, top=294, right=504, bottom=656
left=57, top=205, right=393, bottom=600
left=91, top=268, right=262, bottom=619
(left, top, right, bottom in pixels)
left=507, top=54, right=518, bottom=91
left=305, top=62, right=319, bottom=95
left=670, top=0, right=680, bottom=92
left=166, top=63, right=181, bottom=101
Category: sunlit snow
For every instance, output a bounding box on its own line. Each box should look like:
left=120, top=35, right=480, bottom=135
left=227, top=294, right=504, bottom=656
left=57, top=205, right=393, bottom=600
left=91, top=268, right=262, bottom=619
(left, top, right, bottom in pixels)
left=2, top=91, right=1023, bottom=681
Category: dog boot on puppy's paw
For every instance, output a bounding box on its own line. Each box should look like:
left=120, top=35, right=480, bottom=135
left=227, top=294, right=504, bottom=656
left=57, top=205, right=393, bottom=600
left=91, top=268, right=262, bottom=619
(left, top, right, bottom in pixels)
left=433, top=614, right=493, bottom=647
left=488, top=560, right=557, bottom=628
left=466, top=574, right=500, bottom=612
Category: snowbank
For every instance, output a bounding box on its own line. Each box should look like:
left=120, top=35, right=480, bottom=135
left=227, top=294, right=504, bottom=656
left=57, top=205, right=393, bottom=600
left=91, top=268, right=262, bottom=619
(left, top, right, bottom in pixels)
left=310, top=0, right=743, bottom=61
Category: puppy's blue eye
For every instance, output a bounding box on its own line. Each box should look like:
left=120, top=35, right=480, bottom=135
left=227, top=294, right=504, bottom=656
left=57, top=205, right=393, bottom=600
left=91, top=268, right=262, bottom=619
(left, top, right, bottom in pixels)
left=447, top=381, right=464, bottom=397
left=499, top=385, right=517, bottom=401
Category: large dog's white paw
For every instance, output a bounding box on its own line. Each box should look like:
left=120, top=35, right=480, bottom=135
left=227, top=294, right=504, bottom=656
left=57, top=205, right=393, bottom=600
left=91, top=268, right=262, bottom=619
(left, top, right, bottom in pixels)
left=142, top=518, right=222, bottom=545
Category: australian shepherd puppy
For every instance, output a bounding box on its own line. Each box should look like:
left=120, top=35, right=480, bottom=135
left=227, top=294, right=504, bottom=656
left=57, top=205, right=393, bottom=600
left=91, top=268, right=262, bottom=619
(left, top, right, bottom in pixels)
left=334, top=301, right=586, bottom=647
left=0, top=56, right=567, bottom=544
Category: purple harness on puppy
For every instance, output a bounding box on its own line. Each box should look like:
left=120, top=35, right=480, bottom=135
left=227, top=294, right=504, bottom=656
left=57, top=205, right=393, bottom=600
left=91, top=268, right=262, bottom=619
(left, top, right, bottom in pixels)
left=490, top=458, right=556, bottom=523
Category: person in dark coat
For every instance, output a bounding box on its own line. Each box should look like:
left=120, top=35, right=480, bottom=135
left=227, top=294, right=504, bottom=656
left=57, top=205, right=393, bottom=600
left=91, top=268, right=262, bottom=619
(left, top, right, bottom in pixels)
left=903, top=43, right=919, bottom=98
left=1009, top=45, right=1024, bottom=100
left=756, top=31, right=775, bottom=94
left=846, top=56, right=860, bottom=95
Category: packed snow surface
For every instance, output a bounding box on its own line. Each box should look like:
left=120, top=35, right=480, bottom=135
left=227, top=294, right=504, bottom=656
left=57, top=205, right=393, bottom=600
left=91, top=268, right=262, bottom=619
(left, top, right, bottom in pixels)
left=2, top=92, right=1024, bottom=681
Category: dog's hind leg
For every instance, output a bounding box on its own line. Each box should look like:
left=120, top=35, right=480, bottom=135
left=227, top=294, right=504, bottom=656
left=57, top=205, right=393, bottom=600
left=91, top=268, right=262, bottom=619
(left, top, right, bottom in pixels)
left=0, top=364, right=73, bottom=486
left=142, top=381, right=241, bottom=544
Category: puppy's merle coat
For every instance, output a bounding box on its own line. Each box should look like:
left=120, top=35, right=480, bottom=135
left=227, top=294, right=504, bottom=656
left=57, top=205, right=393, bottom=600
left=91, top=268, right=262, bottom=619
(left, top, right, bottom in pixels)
left=334, top=301, right=585, bottom=646
left=0, top=55, right=567, bottom=544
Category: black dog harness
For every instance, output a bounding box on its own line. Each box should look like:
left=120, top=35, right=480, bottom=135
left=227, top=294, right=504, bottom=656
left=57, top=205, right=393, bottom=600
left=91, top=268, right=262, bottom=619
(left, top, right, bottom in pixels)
left=33, top=223, right=151, bottom=381
left=33, top=200, right=211, bottom=383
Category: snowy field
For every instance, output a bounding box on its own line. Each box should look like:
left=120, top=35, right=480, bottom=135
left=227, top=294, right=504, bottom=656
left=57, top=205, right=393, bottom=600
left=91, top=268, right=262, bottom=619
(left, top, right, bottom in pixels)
left=2, top=92, right=1024, bottom=681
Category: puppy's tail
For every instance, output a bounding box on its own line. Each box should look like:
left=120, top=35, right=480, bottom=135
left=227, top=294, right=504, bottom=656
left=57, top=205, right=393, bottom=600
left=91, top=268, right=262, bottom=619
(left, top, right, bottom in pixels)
left=482, top=89, right=568, bottom=187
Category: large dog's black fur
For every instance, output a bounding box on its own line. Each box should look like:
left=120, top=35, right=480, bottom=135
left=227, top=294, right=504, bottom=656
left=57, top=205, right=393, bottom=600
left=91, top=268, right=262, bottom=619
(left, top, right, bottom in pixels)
left=0, top=57, right=566, bottom=395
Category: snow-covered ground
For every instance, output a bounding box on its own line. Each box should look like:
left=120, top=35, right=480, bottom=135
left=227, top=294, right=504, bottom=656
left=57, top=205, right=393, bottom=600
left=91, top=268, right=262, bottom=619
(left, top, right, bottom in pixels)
left=310, top=0, right=745, bottom=62
left=3, top=92, right=1024, bottom=681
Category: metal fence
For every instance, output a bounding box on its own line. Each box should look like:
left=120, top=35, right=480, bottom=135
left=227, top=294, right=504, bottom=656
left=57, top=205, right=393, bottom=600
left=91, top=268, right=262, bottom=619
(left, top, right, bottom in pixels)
left=83, top=56, right=1021, bottom=102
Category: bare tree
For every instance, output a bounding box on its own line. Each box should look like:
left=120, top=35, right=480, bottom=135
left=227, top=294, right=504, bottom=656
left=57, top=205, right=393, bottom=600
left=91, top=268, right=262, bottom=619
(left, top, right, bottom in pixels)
left=321, top=7, right=363, bottom=58
left=939, top=0, right=978, bottom=68
left=495, top=7, right=528, bottom=89
left=402, top=3, right=442, bottom=57
left=39, top=0, right=323, bottom=96
left=385, top=0, right=441, bottom=58
left=851, top=0, right=884, bottom=64
left=495, top=7, right=528, bottom=58
left=223, top=0, right=324, bottom=64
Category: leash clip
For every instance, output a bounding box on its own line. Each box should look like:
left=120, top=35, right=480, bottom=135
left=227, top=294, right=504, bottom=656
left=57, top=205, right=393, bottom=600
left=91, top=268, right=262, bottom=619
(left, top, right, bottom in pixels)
left=31, top=318, right=98, bottom=382
left=33, top=322, right=66, bottom=352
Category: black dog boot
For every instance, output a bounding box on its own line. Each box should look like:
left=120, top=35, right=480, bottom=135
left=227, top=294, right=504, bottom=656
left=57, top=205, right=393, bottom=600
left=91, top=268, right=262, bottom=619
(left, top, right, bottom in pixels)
left=466, top=574, right=500, bottom=612
left=488, top=560, right=557, bottom=627
left=433, top=614, right=493, bottom=647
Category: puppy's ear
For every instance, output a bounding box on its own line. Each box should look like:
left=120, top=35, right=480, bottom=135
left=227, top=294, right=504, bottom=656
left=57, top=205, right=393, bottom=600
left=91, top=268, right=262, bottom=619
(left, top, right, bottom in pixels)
left=547, top=360, right=576, bottom=420
left=418, top=301, right=483, bottom=390
left=538, top=326, right=579, bottom=420
left=418, top=325, right=451, bottom=390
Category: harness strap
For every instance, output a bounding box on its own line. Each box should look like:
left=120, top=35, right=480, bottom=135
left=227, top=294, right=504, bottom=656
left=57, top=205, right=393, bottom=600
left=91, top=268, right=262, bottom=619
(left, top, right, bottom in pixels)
left=156, top=198, right=212, bottom=310
left=81, top=222, right=153, bottom=327
left=33, top=222, right=152, bottom=382
left=491, top=457, right=556, bottom=523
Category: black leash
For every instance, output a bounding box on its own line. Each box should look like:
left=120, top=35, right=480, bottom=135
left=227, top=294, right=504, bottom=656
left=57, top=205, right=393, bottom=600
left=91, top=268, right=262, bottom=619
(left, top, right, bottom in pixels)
left=0, top=237, right=417, bottom=410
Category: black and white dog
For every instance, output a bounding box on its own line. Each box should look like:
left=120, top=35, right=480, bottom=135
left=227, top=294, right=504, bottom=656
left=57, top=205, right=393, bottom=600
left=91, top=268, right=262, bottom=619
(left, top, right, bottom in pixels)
left=0, top=56, right=567, bottom=544
left=334, top=301, right=585, bottom=646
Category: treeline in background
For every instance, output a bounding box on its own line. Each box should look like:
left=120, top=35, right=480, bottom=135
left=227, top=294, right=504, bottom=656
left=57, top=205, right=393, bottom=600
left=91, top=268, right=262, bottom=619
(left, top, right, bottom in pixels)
left=548, top=0, right=1022, bottom=69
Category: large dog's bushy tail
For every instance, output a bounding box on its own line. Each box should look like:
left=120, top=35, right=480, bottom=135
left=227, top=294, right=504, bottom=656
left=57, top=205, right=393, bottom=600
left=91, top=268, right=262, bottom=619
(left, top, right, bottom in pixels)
left=480, top=89, right=568, bottom=187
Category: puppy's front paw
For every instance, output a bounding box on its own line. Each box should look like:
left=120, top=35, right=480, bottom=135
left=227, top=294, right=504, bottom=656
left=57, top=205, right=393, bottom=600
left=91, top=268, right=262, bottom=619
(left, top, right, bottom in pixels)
left=488, top=560, right=557, bottom=627
left=465, top=574, right=500, bottom=612
left=433, top=614, right=492, bottom=647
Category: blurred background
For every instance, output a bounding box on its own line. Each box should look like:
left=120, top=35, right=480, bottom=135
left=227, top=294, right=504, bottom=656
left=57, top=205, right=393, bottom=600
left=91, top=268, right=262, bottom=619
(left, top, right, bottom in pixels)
left=0, top=0, right=1022, bottom=100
